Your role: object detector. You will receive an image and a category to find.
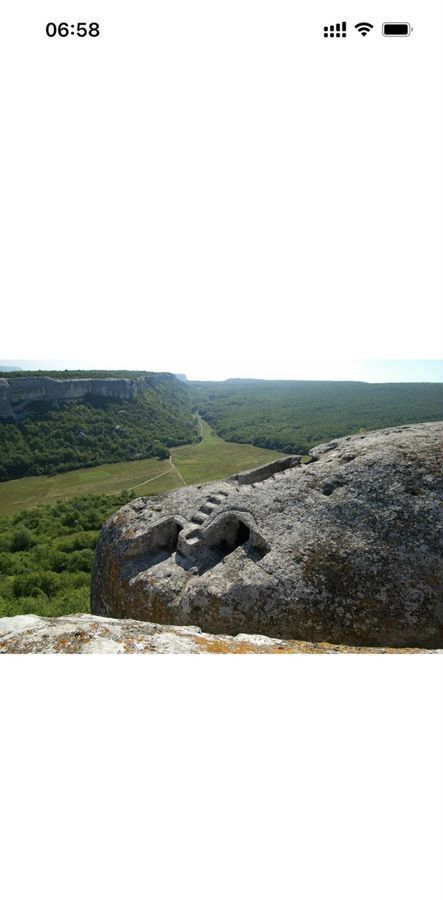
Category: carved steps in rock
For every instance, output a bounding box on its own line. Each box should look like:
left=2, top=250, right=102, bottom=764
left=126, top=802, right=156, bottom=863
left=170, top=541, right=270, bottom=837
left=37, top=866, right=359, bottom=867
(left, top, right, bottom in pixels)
left=177, top=525, right=201, bottom=557
left=179, top=489, right=230, bottom=557
left=193, top=491, right=228, bottom=521
left=191, top=512, right=207, bottom=525
left=200, top=500, right=219, bottom=514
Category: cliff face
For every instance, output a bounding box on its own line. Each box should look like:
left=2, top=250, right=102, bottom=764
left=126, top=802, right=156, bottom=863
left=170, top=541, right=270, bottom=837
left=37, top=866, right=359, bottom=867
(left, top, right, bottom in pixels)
left=0, top=374, right=172, bottom=420
left=91, top=422, right=443, bottom=648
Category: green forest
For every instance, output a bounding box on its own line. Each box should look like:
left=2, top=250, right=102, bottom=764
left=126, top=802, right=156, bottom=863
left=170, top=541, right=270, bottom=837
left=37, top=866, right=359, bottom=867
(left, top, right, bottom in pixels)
left=0, top=493, right=133, bottom=618
left=193, top=380, right=443, bottom=453
left=0, top=375, right=198, bottom=481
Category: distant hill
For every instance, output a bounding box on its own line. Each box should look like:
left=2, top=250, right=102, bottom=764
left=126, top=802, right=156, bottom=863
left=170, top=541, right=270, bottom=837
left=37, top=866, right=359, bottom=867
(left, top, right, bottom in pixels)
left=0, top=371, right=198, bottom=481
left=191, top=379, right=443, bottom=453
left=4, top=368, right=157, bottom=380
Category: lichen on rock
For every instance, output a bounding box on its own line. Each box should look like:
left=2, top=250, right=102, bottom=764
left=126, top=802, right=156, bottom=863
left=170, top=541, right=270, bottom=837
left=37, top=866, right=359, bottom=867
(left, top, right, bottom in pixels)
left=0, top=614, right=439, bottom=654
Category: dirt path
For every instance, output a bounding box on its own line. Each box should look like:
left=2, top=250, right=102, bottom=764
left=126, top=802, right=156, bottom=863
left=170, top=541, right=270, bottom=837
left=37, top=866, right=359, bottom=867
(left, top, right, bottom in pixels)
left=165, top=413, right=203, bottom=487
left=119, top=426, right=199, bottom=494
left=169, top=457, right=186, bottom=486
left=128, top=464, right=175, bottom=491
left=196, top=411, right=204, bottom=438
left=107, top=466, right=172, bottom=495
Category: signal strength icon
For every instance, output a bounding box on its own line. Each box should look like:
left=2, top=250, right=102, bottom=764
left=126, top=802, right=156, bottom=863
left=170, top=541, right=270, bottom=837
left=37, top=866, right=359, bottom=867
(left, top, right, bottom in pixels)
left=355, top=22, right=374, bottom=36
left=324, top=22, right=347, bottom=38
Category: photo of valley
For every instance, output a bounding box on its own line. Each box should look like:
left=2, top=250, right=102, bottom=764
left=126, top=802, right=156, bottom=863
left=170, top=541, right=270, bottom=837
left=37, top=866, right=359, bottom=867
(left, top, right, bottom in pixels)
left=0, top=367, right=442, bottom=654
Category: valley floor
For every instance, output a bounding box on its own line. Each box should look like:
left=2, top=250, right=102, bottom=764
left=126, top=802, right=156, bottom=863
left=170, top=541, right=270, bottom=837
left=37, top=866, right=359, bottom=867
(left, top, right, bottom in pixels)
left=0, top=417, right=284, bottom=515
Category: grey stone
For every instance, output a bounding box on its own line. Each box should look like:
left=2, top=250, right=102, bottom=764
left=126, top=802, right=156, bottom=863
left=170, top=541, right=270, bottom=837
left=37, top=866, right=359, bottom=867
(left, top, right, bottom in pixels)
left=91, top=422, right=443, bottom=648
left=229, top=455, right=301, bottom=485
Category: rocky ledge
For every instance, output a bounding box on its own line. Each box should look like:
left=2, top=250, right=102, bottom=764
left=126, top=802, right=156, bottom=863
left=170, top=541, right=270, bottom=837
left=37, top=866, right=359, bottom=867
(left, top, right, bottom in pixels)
left=0, top=614, right=439, bottom=654
left=91, top=422, right=443, bottom=648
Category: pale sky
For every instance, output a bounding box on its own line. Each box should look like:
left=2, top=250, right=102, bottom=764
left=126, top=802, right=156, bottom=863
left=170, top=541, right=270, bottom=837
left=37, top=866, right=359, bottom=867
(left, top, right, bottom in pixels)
left=1, top=2, right=442, bottom=378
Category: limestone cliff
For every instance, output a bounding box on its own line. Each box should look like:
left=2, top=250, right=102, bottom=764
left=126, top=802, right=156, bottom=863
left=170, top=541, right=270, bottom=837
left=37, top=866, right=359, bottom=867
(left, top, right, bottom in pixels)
left=0, top=373, right=177, bottom=420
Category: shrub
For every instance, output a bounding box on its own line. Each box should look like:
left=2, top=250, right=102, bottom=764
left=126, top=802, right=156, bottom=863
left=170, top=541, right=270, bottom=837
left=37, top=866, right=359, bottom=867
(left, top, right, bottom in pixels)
left=11, top=527, right=35, bottom=552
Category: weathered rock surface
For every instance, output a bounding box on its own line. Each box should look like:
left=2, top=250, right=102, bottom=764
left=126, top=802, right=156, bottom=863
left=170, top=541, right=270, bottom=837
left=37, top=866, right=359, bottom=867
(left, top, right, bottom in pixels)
left=91, top=422, right=443, bottom=648
left=0, top=614, right=438, bottom=654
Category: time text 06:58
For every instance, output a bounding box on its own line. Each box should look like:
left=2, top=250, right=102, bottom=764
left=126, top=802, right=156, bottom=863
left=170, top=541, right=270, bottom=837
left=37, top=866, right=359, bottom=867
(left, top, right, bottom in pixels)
left=45, top=23, right=100, bottom=38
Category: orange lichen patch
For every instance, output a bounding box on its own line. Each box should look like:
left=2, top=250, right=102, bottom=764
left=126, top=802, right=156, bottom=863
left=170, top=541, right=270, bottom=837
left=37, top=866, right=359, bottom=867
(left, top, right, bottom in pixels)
left=52, top=630, right=94, bottom=653
left=190, top=633, right=428, bottom=654
left=193, top=635, right=307, bottom=654
left=191, top=635, right=277, bottom=654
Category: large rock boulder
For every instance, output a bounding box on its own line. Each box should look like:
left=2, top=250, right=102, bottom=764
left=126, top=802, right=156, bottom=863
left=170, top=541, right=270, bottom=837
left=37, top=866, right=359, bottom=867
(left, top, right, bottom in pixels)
left=91, top=422, right=443, bottom=648
left=0, top=614, right=438, bottom=654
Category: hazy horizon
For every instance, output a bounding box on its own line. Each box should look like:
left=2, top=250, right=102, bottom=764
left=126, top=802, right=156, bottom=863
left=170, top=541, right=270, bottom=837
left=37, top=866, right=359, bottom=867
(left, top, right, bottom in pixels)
left=1, top=359, right=442, bottom=383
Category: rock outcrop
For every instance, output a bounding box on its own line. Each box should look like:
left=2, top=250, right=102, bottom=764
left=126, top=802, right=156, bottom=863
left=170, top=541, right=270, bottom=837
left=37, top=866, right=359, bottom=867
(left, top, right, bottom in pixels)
left=91, top=422, right=443, bottom=648
left=0, top=614, right=438, bottom=654
left=0, top=373, right=177, bottom=420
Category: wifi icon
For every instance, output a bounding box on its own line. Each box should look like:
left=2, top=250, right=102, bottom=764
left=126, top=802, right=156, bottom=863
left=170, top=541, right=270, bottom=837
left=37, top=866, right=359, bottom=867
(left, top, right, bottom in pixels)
left=355, top=22, right=374, bottom=36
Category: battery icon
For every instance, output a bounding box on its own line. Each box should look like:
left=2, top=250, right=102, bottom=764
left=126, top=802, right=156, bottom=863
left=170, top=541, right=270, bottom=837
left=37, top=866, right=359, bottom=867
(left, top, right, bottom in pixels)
left=382, top=22, right=411, bottom=36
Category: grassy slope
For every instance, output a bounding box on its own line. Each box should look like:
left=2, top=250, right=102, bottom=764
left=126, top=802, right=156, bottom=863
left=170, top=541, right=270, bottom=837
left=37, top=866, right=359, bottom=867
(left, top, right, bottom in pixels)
left=0, top=418, right=284, bottom=515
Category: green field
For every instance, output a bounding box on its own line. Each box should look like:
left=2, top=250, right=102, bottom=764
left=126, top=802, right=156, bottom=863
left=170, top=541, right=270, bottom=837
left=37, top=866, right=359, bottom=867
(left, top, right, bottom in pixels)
left=0, top=418, right=284, bottom=515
